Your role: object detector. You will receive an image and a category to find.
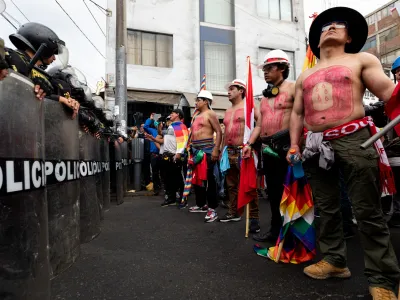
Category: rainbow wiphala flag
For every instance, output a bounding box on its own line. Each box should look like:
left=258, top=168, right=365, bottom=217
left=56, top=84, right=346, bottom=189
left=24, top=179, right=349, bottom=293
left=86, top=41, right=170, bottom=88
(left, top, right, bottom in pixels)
left=171, top=122, right=189, bottom=154
left=254, top=166, right=316, bottom=264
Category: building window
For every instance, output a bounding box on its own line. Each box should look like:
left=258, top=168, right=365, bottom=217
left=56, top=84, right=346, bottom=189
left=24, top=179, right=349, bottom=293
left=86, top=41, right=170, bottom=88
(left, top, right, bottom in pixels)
left=204, top=41, right=234, bottom=92
left=380, top=26, right=399, bottom=43
left=256, top=0, right=293, bottom=21
left=127, top=30, right=173, bottom=68
left=361, top=36, right=377, bottom=51
left=258, top=48, right=296, bottom=81
left=204, top=0, right=233, bottom=26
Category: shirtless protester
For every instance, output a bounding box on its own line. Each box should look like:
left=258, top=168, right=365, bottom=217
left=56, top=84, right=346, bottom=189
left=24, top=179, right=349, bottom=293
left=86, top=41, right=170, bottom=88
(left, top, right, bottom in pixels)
left=243, top=49, right=295, bottom=242
left=289, top=7, right=400, bottom=299
left=188, top=90, right=222, bottom=223
left=219, top=79, right=260, bottom=231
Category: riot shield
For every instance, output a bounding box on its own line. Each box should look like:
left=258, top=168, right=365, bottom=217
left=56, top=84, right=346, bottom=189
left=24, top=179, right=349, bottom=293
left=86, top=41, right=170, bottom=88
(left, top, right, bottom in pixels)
left=94, top=138, right=104, bottom=220
left=121, top=141, right=128, bottom=193
left=44, top=100, right=80, bottom=279
left=0, top=71, right=50, bottom=299
left=79, top=131, right=101, bottom=243
left=101, top=139, right=110, bottom=211
left=114, top=141, right=124, bottom=205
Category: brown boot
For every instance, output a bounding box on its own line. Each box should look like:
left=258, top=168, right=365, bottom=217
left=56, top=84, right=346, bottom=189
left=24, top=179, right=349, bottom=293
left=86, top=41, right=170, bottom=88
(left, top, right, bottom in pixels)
left=303, top=260, right=351, bottom=280
left=369, top=287, right=397, bottom=300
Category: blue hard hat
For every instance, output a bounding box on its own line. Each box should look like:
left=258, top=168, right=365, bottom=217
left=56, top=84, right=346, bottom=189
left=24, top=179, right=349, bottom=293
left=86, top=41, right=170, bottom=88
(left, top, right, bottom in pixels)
left=392, top=56, right=400, bottom=74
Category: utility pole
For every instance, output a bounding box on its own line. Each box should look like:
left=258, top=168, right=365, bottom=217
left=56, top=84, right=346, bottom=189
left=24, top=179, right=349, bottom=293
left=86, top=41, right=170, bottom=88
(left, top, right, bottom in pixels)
left=115, top=0, right=127, bottom=136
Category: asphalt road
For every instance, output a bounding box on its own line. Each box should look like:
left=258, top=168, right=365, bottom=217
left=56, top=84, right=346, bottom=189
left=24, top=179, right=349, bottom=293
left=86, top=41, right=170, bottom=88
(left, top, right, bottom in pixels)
left=51, top=195, right=400, bottom=300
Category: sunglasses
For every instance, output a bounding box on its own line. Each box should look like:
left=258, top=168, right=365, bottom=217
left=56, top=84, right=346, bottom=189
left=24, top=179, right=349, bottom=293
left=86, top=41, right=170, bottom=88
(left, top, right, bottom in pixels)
left=321, top=21, right=348, bottom=32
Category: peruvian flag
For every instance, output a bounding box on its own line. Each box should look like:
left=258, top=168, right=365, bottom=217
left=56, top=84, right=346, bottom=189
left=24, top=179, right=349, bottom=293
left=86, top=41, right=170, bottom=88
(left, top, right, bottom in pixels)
left=238, top=56, right=257, bottom=209
left=385, top=83, right=400, bottom=136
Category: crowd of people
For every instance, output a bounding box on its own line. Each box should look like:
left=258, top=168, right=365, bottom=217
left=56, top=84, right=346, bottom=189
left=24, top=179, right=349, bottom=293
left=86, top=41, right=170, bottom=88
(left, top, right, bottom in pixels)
left=2, top=6, right=400, bottom=300
left=137, top=7, right=400, bottom=300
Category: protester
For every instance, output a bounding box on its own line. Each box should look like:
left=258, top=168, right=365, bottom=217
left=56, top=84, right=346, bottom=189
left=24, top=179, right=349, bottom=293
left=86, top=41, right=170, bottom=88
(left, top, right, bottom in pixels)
left=288, top=7, right=399, bottom=298
left=148, top=109, right=188, bottom=206
left=144, top=113, right=162, bottom=196
left=219, top=79, right=260, bottom=231
left=187, top=90, right=222, bottom=222
left=243, top=49, right=295, bottom=242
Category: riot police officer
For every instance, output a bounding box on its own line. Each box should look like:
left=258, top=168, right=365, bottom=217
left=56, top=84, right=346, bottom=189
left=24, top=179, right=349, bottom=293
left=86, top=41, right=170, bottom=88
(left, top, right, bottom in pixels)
left=5, top=22, right=67, bottom=101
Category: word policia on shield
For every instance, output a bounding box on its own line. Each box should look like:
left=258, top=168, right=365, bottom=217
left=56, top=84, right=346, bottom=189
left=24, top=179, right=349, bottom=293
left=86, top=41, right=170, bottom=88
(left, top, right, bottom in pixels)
left=0, top=158, right=132, bottom=196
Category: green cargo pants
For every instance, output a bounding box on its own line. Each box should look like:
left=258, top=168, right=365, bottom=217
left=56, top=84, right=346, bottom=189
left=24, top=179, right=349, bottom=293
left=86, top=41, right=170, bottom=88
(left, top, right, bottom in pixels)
left=304, top=127, right=400, bottom=292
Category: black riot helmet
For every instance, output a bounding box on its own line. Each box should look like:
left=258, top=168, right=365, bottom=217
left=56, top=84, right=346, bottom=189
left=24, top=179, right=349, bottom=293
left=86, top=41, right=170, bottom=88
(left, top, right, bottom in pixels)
left=9, top=22, right=67, bottom=64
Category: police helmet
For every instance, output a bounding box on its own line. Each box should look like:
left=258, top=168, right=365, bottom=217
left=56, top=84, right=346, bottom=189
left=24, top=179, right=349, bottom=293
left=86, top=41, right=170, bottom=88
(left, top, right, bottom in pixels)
left=392, top=56, right=400, bottom=74
left=9, top=22, right=66, bottom=60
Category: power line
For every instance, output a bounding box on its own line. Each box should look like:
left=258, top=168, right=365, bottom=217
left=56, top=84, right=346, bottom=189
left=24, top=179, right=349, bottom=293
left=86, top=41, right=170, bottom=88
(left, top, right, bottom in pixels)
left=54, top=0, right=106, bottom=59
left=83, top=0, right=106, bottom=37
left=88, top=0, right=108, bottom=13
left=0, top=13, right=17, bottom=29
left=220, top=0, right=307, bottom=45
left=10, top=0, right=29, bottom=22
left=3, top=11, right=20, bottom=28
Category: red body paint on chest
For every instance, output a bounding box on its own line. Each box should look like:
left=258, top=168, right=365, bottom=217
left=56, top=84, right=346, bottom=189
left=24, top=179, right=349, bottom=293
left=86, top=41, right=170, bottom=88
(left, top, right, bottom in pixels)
left=303, top=66, right=353, bottom=126
left=191, top=116, right=204, bottom=133
left=224, top=108, right=244, bottom=145
left=260, top=92, right=288, bottom=136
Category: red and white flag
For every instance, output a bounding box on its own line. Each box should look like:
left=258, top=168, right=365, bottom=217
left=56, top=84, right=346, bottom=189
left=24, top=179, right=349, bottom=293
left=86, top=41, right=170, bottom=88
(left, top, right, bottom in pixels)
left=244, top=56, right=254, bottom=144
left=238, top=56, right=257, bottom=209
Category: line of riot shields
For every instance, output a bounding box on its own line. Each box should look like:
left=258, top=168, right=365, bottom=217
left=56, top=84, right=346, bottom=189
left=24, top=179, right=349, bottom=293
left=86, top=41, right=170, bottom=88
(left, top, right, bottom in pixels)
left=0, top=70, right=142, bottom=300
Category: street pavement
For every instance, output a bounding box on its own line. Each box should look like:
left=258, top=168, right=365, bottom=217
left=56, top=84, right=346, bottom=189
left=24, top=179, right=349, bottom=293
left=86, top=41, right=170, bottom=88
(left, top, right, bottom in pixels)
left=51, top=194, right=400, bottom=300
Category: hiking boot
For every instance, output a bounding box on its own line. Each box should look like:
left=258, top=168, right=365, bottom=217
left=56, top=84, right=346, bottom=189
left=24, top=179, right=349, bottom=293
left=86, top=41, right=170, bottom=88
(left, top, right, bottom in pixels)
left=369, top=287, right=397, bottom=300
left=189, top=205, right=208, bottom=213
left=219, top=213, right=241, bottom=222
left=303, top=260, right=351, bottom=280
left=249, top=219, right=261, bottom=233
left=205, top=209, right=218, bottom=223
left=161, top=199, right=176, bottom=207
left=253, top=232, right=278, bottom=243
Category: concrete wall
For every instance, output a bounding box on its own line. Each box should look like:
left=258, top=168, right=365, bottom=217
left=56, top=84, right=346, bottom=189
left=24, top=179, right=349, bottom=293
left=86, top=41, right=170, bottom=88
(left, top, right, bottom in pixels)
left=234, top=0, right=306, bottom=94
left=106, top=0, right=306, bottom=100
left=106, top=0, right=200, bottom=94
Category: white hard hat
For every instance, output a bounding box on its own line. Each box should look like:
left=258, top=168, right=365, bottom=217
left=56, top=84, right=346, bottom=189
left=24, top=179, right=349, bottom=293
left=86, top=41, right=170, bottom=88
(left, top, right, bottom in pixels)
left=257, top=49, right=290, bottom=69
left=224, top=79, right=247, bottom=91
left=197, top=90, right=213, bottom=101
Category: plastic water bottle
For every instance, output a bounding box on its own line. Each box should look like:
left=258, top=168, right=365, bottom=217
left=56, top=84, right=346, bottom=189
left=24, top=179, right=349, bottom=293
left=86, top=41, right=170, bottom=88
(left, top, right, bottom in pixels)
left=289, top=148, right=304, bottom=179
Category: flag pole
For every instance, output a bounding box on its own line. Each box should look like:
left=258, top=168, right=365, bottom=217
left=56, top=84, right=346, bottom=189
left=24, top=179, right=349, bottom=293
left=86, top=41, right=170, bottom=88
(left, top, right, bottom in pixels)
left=274, top=239, right=285, bottom=263
left=245, top=204, right=250, bottom=237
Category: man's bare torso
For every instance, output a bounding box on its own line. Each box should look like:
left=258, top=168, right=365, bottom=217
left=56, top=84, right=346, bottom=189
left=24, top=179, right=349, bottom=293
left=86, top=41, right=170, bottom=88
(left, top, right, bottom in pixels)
left=223, top=104, right=245, bottom=146
left=191, top=110, right=215, bottom=141
left=260, top=81, right=294, bottom=137
left=301, top=54, right=366, bottom=132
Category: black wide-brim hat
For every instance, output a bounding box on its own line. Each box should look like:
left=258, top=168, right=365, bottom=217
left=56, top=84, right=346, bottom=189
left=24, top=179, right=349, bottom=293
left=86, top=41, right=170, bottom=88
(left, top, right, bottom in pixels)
left=309, top=7, right=368, bottom=59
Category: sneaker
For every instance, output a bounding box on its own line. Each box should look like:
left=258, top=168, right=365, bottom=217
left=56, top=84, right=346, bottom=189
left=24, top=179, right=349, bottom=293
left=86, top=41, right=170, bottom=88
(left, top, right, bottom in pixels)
left=219, top=214, right=241, bottom=222
left=369, top=287, right=397, bottom=300
left=178, top=201, right=188, bottom=209
left=303, top=260, right=351, bottom=280
left=189, top=205, right=208, bottom=213
left=205, top=209, right=218, bottom=223
left=161, top=200, right=176, bottom=207
left=250, top=219, right=261, bottom=233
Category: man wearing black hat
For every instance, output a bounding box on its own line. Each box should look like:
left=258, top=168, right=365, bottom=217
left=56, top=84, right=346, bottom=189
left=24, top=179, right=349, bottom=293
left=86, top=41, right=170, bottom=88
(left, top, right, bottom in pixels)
left=288, top=7, right=400, bottom=299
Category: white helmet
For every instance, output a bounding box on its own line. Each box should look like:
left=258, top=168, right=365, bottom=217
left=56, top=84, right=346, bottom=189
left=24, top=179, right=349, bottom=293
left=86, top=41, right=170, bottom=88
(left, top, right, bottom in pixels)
left=197, top=90, right=213, bottom=101
left=224, top=79, right=247, bottom=91
left=257, top=49, right=290, bottom=69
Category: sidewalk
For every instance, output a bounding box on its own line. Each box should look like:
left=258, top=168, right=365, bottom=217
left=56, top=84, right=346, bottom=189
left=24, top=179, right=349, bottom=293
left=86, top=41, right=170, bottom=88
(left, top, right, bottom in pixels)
left=51, top=195, right=400, bottom=300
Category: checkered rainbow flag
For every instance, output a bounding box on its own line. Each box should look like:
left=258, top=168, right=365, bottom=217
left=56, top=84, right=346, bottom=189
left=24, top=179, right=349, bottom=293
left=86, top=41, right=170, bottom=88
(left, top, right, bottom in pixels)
left=181, top=74, right=207, bottom=204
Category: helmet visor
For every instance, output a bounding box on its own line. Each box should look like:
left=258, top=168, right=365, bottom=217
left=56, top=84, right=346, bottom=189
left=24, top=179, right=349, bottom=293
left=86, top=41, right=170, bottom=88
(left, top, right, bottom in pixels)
left=56, top=43, right=69, bottom=69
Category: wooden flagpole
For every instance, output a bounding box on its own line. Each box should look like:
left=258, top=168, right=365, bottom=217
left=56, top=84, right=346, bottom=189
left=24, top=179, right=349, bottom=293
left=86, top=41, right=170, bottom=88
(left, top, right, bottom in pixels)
left=274, top=239, right=285, bottom=263
left=245, top=203, right=250, bottom=238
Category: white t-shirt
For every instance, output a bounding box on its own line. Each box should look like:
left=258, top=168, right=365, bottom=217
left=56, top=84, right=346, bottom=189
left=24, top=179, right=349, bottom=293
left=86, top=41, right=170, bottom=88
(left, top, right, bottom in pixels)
left=163, top=125, right=177, bottom=154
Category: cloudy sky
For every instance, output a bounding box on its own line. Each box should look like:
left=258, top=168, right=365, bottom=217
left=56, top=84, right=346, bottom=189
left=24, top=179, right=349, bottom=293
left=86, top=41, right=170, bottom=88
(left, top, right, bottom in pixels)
left=0, top=0, right=393, bottom=90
